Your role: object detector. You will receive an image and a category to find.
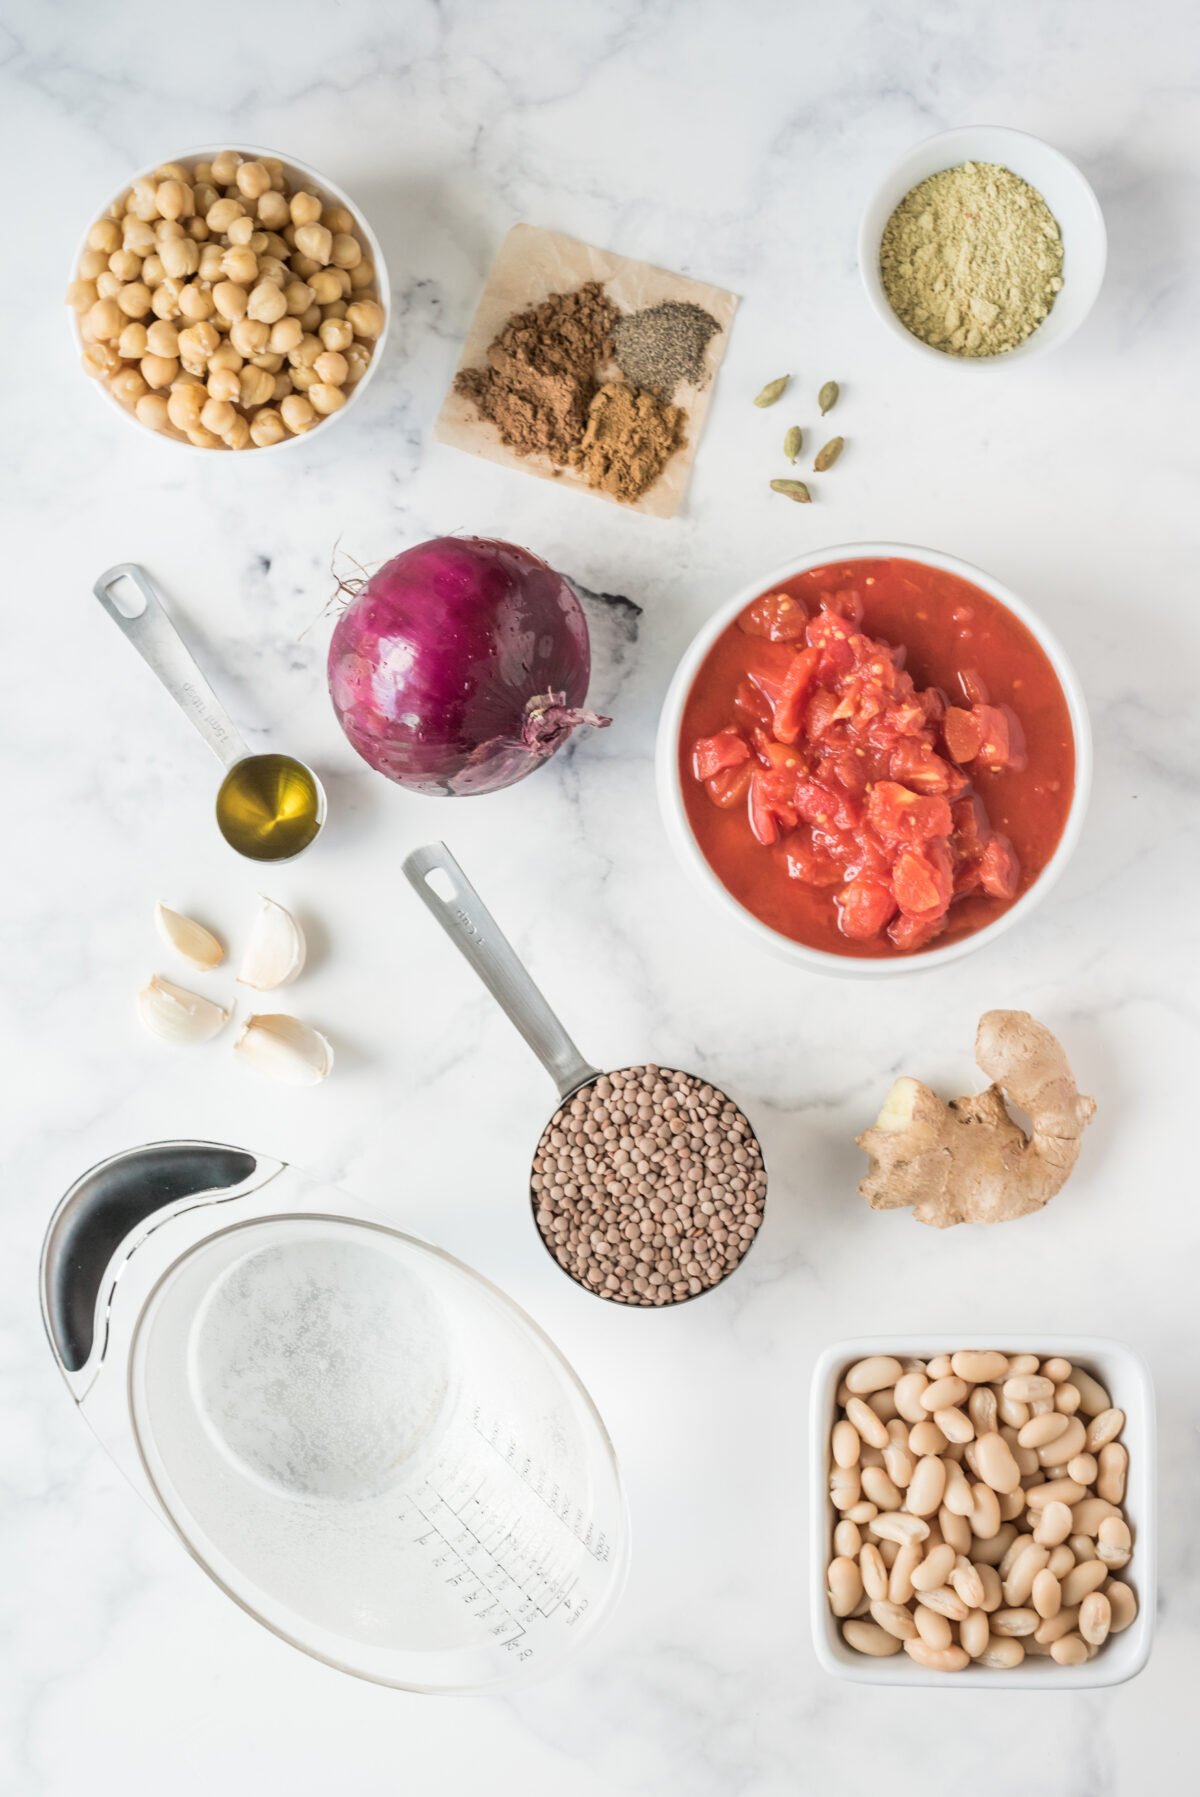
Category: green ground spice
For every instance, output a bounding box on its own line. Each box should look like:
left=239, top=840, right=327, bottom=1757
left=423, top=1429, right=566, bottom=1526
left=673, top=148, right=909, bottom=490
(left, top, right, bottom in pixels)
left=879, top=161, right=1065, bottom=357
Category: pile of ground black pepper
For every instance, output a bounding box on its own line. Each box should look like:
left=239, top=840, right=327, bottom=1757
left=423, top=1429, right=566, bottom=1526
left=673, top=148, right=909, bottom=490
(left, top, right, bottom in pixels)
left=612, top=300, right=722, bottom=397
left=530, top=1063, right=767, bottom=1306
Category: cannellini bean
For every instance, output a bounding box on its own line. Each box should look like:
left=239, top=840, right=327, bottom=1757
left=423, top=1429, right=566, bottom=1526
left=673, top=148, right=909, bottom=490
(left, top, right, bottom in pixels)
left=926, top=1354, right=953, bottom=1378
left=842, top=1619, right=902, bottom=1657
left=1032, top=1568, right=1062, bottom=1619
left=1071, top=1369, right=1111, bottom=1416
left=887, top=1540, right=922, bottom=1605
left=1079, top=1591, right=1111, bottom=1647
left=1097, top=1517, right=1132, bottom=1568
left=845, top=1396, right=889, bottom=1450
left=950, top=1350, right=1009, bottom=1384
left=1067, top=1453, right=1099, bottom=1486
left=830, top=1465, right=860, bottom=1511
left=845, top=1356, right=904, bottom=1396
left=1047, top=1545, right=1075, bottom=1579
left=1004, top=1374, right=1055, bottom=1404
left=861, top=1466, right=904, bottom=1511
left=1042, top=1358, right=1072, bottom=1383
left=1006, top=1429, right=1040, bottom=1477
left=844, top=1500, right=877, bottom=1525
left=968, top=1386, right=999, bottom=1436
left=1060, top=1559, right=1109, bottom=1607
left=998, top=1394, right=1030, bottom=1429
left=1068, top=1534, right=1097, bottom=1563
left=834, top=1519, right=861, bottom=1557
left=860, top=1543, right=888, bottom=1600
left=941, top=1459, right=973, bottom=1517
left=1033, top=1500, right=1074, bottom=1547
left=1003, top=1543, right=1050, bottom=1607
left=1038, top=1416, right=1085, bottom=1465
left=1105, top=1581, right=1138, bottom=1633
left=893, top=1372, right=929, bottom=1422
left=949, top=1557, right=984, bottom=1608
left=1069, top=1497, right=1121, bottom=1538
left=882, top=1425, right=916, bottom=1490
left=975, top=1563, right=1003, bottom=1611
left=998, top=1488, right=1027, bottom=1522
left=869, top=1598, right=917, bottom=1640
left=1097, top=1443, right=1128, bottom=1505
left=937, top=1507, right=972, bottom=1555
left=827, top=1556, right=863, bottom=1617
left=1055, top=1381, right=1082, bottom=1415
left=904, top=1639, right=969, bottom=1673
left=961, top=1608, right=990, bottom=1657
left=975, top=1432, right=1022, bottom=1495
left=921, top=1376, right=969, bottom=1412
left=906, top=1455, right=947, bottom=1517
left=969, top=1481, right=1002, bottom=1540
left=1050, top=1633, right=1089, bottom=1666
left=913, top=1605, right=951, bottom=1649
left=1018, top=1412, right=1069, bottom=1450
left=910, top=1543, right=956, bottom=1592
left=869, top=1512, right=929, bottom=1546
left=990, top=1607, right=1038, bottom=1637
left=832, top=1420, right=860, bottom=1468
left=1035, top=1605, right=1080, bottom=1644
left=972, top=1523, right=1017, bottom=1568
left=909, top=1420, right=948, bottom=1457
left=1026, top=1478, right=1088, bottom=1510
left=979, top=1635, right=1025, bottom=1669
left=934, top=1406, right=974, bottom=1445
left=914, top=1586, right=969, bottom=1622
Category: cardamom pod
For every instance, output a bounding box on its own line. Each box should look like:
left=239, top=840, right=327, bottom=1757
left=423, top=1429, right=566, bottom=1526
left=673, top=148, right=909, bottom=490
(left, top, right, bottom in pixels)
left=814, top=436, right=844, bottom=472
left=783, top=425, right=802, bottom=463
left=769, top=478, right=811, bottom=503
left=754, top=375, right=790, bottom=407
left=819, top=380, right=839, bottom=415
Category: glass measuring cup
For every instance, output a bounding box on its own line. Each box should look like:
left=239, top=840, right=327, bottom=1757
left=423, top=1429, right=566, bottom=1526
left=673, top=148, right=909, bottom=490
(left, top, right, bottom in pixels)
left=94, top=562, right=326, bottom=861
left=403, top=843, right=768, bottom=1306
left=40, top=1141, right=629, bottom=1691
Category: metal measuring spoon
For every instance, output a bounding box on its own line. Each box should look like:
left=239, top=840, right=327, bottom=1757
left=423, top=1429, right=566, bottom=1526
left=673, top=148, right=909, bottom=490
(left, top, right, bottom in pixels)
left=95, top=563, right=326, bottom=862
left=403, top=842, right=767, bottom=1306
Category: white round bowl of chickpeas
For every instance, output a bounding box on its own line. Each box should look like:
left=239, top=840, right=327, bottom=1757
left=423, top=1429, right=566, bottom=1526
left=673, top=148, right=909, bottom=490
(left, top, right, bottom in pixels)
left=66, top=146, right=389, bottom=452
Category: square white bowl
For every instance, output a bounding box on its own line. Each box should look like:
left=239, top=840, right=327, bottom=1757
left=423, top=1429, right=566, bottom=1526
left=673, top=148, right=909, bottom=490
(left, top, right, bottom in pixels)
left=810, top=1335, right=1155, bottom=1687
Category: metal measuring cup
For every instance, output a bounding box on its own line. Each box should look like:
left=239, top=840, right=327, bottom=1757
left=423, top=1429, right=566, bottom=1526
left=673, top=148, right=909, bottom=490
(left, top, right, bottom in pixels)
left=95, top=562, right=326, bottom=862
left=403, top=842, right=768, bottom=1306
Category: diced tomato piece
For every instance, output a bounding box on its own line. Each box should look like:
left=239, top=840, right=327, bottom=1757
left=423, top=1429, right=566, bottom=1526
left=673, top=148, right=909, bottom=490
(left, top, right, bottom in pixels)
left=867, top=781, right=953, bottom=848
left=769, top=647, right=821, bottom=743
left=975, top=703, right=1028, bottom=773
left=888, top=743, right=960, bottom=795
left=784, top=829, right=844, bottom=888
left=805, top=688, right=840, bottom=740
left=817, top=637, right=855, bottom=683
left=979, top=831, right=1021, bottom=899
left=692, top=729, right=750, bottom=782
left=733, top=677, right=773, bottom=727
left=957, top=667, right=990, bottom=706
left=833, top=752, right=869, bottom=795
left=951, top=793, right=989, bottom=847
left=795, top=780, right=862, bottom=832
left=952, top=857, right=984, bottom=897
left=919, top=686, right=947, bottom=728
left=888, top=910, right=948, bottom=953
left=943, top=706, right=984, bottom=764
left=806, top=608, right=856, bottom=651
left=739, top=592, right=810, bottom=641
left=893, top=841, right=954, bottom=918
left=821, top=588, right=866, bottom=628
left=705, top=763, right=754, bottom=809
left=748, top=769, right=798, bottom=845
left=751, top=730, right=803, bottom=773
left=836, top=877, right=897, bottom=942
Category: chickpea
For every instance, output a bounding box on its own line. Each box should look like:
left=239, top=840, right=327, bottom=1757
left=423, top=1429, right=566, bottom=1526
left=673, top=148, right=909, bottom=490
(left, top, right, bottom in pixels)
left=330, top=232, right=362, bottom=270
left=257, top=255, right=288, bottom=285
left=239, top=364, right=274, bottom=407
left=288, top=332, right=322, bottom=368
left=207, top=364, right=241, bottom=403
left=250, top=350, right=284, bottom=372
left=272, top=371, right=294, bottom=400
left=261, top=231, right=291, bottom=259
left=313, top=349, right=348, bottom=386
left=230, top=316, right=270, bottom=357
left=236, top=159, right=271, bottom=199
left=187, top=424, right=222, bottom=448
left=212, top=280, right=249, bottom=322
left=65, top=278, right=98, bottom=311
left=198, top=244, right=225, bottom=281
left=95, top=271, right=123, bottom=300
left=224, top=412, right=252, bottom=450
left=146, top=319, right=180, bottom=358
left=155, top=219, right=185, bottom=242
left=123, top=216, right=157, bottom=256
left=280, top=392, right=316, bottom=434
left=135, top=391, right=171, bottom=432
left=160, top=236, right=200, bottom=279
left=206, top=197, right=245, bottom=234
left=129, top=178, right=161, bottom=222
left=299, top=304, right=322, bottom=332
left=178, top=321, right=221, bottom=362
left=81, top=342, right=120, bottom=378
left=308, top=268, right=343, bottom=305
left=84, top=296, right=123, bottom=340
left=141, top=353, right=179, bottom=389
left=246, top=280, right=287, bottom=323
left=141, top=252, right=166, bottom=289
left=294, top=221, right=333, bottom=265
left=167, top=384, right=204, bottom=429
left=308, top=381, right=347, bottom=416
left=185, top=216, right=210, bottom=242
left=319, top=316, right=353, bottom=353
left=156, top=178, right=186, bottom=221
left=343, top=342, right=372, bottom=384
left=178, top=282, right=215, bottom=323
left=200, top=396, right=237, bottom=436
left=283, top=278, right=314, bottom=316
left=349, top=260, right=375, bottom=292
left=290, top=363, right=318, bottom=392
left=322, top=204, right=355, bottom=235
left=210, top=150, right=242, bottom=186
left=109, top=247, right=143, bottom=282
left=156, top=161, right=191, bottom=184
left=209, top=342, right=243, bottom=373
left=289, top=253, right=322, bottom=280
left=150, top=283, right=183, bottom=321
left=192, top=181, right=219, bottom=215
left=256, top=190, right=290, bottom=230
left=118, top=321, right=149, bottom=359
left=222, top=245, right=258, bottom=285
left=268, top=316, right=303, bottom=354
left=111, top=367, right=149, bottom=407
left=249, top=407, right=286, bottom=447
left=78, top=247, right=108, bottom=281
left=346, top=298, right=384, bottom=339
left=87, top=217, right=121, bottom=255
left=289, top=191, right=322, bottom=227
left=227, top=213, right=256, bottom=248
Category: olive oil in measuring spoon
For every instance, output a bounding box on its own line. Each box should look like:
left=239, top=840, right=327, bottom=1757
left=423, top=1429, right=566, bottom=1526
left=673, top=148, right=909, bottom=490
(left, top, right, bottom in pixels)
left=216, top=753, right=324, bottom=861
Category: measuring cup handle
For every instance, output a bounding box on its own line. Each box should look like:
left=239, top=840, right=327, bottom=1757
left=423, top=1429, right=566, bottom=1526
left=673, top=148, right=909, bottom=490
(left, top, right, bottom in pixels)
left=403, top=843, right=600, bottom=1101
left=94, top=563, right=250, bottom=771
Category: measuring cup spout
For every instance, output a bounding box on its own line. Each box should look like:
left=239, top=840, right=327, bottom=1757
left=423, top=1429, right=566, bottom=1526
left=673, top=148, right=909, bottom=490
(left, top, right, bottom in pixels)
left=403, top=843, right=600, bottom=1100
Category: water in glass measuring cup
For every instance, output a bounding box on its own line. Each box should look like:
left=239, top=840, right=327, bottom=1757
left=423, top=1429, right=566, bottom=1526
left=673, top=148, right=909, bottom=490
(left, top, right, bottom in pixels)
left=129, top=1215, right=628, bottom=1691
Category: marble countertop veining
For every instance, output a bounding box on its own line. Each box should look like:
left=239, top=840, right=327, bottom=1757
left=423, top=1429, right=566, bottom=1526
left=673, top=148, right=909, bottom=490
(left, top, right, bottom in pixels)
left=3, top=0, right=1200, bottom=1791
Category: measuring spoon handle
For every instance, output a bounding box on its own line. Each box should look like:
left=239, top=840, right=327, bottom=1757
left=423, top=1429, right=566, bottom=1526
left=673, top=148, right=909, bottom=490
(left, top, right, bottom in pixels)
left=403, top=843, right=600, bottom=1102
left=94, top=563, right=250, bottom=772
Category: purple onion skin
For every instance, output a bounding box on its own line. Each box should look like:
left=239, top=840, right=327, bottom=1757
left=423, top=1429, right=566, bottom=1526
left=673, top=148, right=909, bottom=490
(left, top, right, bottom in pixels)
left=328, top=537, right=607, bottom=796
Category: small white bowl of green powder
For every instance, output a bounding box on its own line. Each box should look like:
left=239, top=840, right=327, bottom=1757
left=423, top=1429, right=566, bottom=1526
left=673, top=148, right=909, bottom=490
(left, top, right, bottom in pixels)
left=859, top=127, right=1106, bottom=365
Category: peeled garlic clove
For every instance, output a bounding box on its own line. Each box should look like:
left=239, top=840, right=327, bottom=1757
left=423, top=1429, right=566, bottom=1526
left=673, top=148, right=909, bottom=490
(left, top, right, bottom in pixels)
left=237, top=895, right=306, bottom=990
left=234, top=1013, right=332, bottom=1085
left=137, top=975, right=230, bottom=1045
left=155, top=902, right=224, bottom=970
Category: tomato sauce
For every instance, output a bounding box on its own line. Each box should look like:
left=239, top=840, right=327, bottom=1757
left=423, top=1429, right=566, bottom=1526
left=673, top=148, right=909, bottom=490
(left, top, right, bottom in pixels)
left=678, top=558, right=1076, bottom=958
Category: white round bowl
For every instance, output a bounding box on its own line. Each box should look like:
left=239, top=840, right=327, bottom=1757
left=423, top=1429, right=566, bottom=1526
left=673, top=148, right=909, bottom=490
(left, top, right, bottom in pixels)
left=810, top=1336, right=1156, bottom=1689
left=655, top=542, right=1092, bottom=978
left=858, top=127, right=1106, bottom=367
left=67, top=144, right=390, bottom=456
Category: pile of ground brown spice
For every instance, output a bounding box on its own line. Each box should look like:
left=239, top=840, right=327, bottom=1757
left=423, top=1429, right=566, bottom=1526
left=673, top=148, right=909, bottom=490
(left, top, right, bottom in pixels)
left=569, top=381, right=685, bottom=503
left=454, top=280, right=616, bottom=462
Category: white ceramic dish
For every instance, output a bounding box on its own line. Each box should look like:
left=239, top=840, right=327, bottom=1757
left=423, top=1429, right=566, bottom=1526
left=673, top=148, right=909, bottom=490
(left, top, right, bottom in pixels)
left=67, top=144, right=390, bottom=456
left=858, top=126, right=1106, bottom=367
left=810, top=1336, right=1156, bottom=1689
left=655, top=542, right=1092, bottom=978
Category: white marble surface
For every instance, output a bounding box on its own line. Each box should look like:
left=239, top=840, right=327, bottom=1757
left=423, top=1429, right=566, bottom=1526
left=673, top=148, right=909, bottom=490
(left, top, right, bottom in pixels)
left=4, top=0, right=1200, bottom=1790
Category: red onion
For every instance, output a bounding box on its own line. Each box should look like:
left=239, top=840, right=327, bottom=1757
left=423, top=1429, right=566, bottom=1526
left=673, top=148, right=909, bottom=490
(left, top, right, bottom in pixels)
left=327, top=537, right=609, bottom=796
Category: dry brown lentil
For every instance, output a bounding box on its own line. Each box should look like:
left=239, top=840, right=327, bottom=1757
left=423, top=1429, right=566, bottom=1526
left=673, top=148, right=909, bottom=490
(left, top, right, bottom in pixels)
left=530, top=1064, right=766, bottom=1306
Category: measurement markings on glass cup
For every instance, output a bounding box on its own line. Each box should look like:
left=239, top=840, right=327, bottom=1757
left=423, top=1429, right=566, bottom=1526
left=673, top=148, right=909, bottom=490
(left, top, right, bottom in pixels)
left=470, top=1406, right=614, bottom=1563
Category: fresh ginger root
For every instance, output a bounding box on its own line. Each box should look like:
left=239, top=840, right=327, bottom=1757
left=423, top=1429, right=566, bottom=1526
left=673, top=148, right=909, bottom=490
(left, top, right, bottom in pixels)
left=857, top=1010, right=1095, bottom=1228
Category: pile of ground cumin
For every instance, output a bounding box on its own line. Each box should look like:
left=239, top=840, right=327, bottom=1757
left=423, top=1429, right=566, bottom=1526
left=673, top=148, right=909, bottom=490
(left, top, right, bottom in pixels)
left=454, top=280, right=684, bottom=502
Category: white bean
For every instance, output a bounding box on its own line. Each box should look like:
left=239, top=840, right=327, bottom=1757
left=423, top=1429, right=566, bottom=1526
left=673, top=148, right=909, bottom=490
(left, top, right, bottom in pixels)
left=1070, top=1369, right=1111, bottom=1416
left=979, top=1635, right=1025, bottom=1668
left=975, top=1432, right=1022, bottom=1494
left=913, top=1605, right=951, bottom=1649
left=845, top=1356, right=903, bottom=1395
left=888, top=1540, right=923, bottom=1605
left=921, top=1376, right=969, bottom=1412
left=860, top=1543, right=888, bottom=1601
left=832, top=1420, right=860, bottom=1468
left=910, top=1543, right=956, bottom=1592
left=827, top=1556, right=863, bottom=1617
left=869, top=1597, right=917, bottom=1640
left=1032, top=1568, right=1062, bottom=1619
left=1097, top=1443, right=1128, bottom=1505
left=906, top=1455, right=947, bottom=1517
left=903, top=1639, right=969, bottom=1673
left=1079, top=1591, right=1111, bottom=1647
left=1060, top=1559, right=1109, bottom=1608
left=843, top=1619, right=902, bottom=1657
left=893, top=1372, right=930, bottom=1422
left=1105, top=1581, right=1138, bottom=1633
left=961, top=1608, right=990, bottom=1657
left=951, top=1350, right=1010, bottom=1384
left=1050, top=1633, right=1089, bottom=1665
left=846, top=1396, right=889, bottom=1451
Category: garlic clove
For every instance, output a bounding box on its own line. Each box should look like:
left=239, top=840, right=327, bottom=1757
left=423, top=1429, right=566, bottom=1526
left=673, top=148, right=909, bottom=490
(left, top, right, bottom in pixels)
left=137, top=975, right=230, bottom=1045
left=234, top=1013, right=332, bottom=1085
left=237, top=895, right=306, bottom=990
left=154, top=902, right=225, bottom=970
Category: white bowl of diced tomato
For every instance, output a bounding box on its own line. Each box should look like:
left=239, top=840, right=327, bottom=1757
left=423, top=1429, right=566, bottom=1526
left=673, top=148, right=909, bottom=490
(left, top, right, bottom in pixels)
left=655, top=544, right=1091, bottom=975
